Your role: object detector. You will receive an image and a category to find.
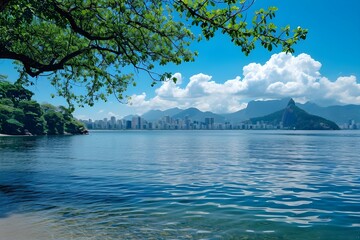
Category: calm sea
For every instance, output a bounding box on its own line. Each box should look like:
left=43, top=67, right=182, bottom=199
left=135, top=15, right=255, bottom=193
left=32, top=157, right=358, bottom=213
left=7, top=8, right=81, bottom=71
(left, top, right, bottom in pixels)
left=0, top=130, right=359, bottom=239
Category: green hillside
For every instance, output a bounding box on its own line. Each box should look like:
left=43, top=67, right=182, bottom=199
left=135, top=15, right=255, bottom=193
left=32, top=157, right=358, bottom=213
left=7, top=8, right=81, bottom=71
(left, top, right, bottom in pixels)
left=250, top=99, right=340, bottom=130
left=0, top=80, right=87, bottom=135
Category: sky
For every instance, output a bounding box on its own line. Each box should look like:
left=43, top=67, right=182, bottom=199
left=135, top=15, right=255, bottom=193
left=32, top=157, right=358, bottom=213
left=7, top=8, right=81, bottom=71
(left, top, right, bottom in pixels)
left=1, top=0, right=360, bottom=120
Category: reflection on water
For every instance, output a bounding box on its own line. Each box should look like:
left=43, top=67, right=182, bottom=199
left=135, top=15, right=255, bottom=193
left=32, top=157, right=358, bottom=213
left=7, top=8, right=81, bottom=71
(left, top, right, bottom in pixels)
left=0, top=130, right=359, bottom=239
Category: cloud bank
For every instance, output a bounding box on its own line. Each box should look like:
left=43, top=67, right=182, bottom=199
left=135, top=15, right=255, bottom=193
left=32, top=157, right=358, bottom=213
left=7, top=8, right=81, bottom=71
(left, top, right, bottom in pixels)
left=129, top=53, right=360, bottom=114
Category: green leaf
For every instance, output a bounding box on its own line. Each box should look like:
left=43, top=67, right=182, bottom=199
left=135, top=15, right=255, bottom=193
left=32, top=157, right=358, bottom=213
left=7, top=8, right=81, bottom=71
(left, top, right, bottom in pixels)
left=0, top=0, right=307, bottom=109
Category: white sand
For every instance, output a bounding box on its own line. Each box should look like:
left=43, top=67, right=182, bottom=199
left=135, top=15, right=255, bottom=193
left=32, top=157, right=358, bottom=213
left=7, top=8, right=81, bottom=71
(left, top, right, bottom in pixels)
left=0, top=214, right=56, bottom=240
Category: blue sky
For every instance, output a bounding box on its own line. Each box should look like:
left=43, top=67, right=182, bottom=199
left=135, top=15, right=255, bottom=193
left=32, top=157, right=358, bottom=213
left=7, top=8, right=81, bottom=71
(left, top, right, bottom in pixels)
left=1, top=0, right=359, bottom=120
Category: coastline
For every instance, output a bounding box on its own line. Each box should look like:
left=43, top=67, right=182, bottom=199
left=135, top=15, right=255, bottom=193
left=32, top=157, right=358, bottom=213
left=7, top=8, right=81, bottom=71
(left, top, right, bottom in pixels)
left=0, top=133, right=29, bottom=137
left=0, top=132, right=88, bottom=137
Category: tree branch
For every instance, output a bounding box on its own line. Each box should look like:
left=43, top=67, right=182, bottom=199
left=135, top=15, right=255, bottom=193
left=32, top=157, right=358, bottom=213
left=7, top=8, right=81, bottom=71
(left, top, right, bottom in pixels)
left=0, top=47, right=90, bottom=77
left=52, top=2, right=115, bottom=41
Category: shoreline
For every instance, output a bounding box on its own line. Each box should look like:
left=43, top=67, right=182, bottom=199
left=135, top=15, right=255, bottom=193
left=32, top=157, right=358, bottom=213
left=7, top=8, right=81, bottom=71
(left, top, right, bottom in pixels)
left=0, top=133, right=11, bottom=136
left=0, top=132, right=88, bottom=137
left=0, top=133, right=29, bottom=137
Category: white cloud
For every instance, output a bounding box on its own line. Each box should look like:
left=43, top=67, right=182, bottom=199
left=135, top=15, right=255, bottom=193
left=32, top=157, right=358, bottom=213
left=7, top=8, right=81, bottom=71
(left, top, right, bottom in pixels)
left=74, top=114, right=88, bottom=120
left=318, top=75, right=360, bottom=104
left=129, top=74, right=249, bottom=114
left=128, top=53, right=360, bottom=113
left=108, top=111, right=119, bottom=118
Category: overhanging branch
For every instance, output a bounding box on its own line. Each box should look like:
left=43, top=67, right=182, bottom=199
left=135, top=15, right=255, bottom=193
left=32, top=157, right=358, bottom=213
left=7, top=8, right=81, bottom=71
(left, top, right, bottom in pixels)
left=0, top=47, right=90, bottom=77
left=52, top=2, right=115, bottom=41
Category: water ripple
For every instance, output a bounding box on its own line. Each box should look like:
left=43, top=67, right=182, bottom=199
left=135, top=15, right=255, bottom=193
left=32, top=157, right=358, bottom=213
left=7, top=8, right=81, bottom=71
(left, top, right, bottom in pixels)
left=1, top=130, right=360, bottom=239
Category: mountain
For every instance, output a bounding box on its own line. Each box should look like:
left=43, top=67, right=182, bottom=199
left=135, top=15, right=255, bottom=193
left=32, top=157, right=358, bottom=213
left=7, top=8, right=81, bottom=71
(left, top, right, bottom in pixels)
left=122, top=114, right=137, bottom=121
left=140, top=107, right=225, bottom=123
left=137, top=98, right=360, bottom=125
left=300, top=102, right=360, bottom=124
left=224, top=98, right=291, bottom=122
left=223, top=98, right=360, bottom=124
left=172, top=107, right=225, bottom=123
left=250, top=99, right=340, bottom=130
left=141, top=108, right=182, bottom=122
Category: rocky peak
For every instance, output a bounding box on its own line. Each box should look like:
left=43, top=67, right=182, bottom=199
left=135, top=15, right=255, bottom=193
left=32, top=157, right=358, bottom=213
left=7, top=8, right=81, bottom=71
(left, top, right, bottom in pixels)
left=287, top=98, right=296, bottom=107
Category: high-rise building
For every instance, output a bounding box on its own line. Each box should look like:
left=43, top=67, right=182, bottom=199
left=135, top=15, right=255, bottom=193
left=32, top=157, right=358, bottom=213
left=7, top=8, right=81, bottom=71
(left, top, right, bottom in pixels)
left=110, top=116, right=116, bottom=129
left=126, top=120, right=132, bottom=129
left=205, top=117, right=214, bottom=129
left=131, top=116, right=142, bottom=129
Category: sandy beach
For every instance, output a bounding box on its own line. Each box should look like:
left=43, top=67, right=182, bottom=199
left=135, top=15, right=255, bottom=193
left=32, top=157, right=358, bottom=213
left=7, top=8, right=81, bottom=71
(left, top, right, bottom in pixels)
left=0, top=214, right=55, bottom=240
left=0, top=133, right=30, bottom=137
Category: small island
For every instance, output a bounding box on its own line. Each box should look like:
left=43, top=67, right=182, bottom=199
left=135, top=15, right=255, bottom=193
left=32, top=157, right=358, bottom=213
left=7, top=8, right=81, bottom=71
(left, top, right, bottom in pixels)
left=0, top=80, right=87, bottom=136
left=250, top=99, right=340, bottom=130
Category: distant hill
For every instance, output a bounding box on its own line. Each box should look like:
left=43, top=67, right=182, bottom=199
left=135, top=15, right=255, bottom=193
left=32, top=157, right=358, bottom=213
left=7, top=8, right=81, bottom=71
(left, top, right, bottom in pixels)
left=172, top=107, right=225, bottom=123
left=122, top=114, right=137, bottom=121
left=141, top=107, right=225, bottom=123
left=301, top=102, right=360, bottom=124
left=223, top=98, right=291, bottom=122
left=223, top=98, right=360, bottom=124
left=137, top=98, right=360, bottom=125
left=250, top=99, right=340, bottom=130
left=141, top=108, right=182, bottom=122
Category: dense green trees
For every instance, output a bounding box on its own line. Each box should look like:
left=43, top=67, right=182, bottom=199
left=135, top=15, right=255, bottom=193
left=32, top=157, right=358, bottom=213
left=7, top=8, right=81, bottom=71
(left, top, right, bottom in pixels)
left=19, top=100, right=47, bottom=135
left=0, top=0, right=307, bottom=109
left=44, top=111, right=65, bottom=135
left=0, top=80, right=87, bottom=135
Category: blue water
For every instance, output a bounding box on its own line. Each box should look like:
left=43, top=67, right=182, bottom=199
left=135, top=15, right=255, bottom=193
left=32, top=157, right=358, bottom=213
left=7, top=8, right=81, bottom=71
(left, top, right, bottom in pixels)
left=0, top=130, right=359, bottom=239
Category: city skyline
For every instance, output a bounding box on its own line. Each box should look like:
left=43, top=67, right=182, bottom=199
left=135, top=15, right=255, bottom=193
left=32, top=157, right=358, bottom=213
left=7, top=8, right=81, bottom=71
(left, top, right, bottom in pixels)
left=81, top=111, right=360, bottom=131
left=1, top=0, right=359, bottom=120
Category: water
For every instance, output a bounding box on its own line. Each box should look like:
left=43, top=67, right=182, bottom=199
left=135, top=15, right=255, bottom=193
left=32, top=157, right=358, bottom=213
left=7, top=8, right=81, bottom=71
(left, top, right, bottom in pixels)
left=0, top=130, right=359, bottom=239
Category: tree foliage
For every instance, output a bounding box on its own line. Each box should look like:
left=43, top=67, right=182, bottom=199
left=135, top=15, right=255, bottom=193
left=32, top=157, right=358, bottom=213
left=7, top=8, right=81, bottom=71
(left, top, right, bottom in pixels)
left=0, top=0, right=307, bottom=109
left=19, top=100, right=47, bottom=135
left=0, top=80, right=33, bottom=102
left=44, top=110, right=65, bottom=135
left=0, top=79, right=87, bottom=135
left=4, top=118, right=24, bottom=135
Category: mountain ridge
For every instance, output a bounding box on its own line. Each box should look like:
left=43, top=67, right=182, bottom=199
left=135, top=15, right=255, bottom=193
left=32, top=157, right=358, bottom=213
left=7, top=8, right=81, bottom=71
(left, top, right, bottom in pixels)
left=250, top=99, right=340, bottom=130
left=137, top=99, right=360, bottom=125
